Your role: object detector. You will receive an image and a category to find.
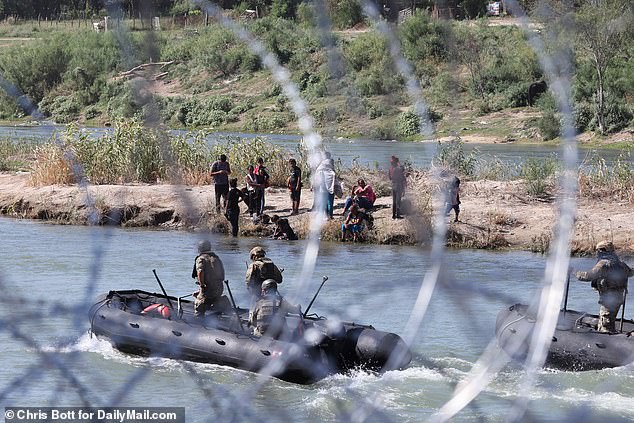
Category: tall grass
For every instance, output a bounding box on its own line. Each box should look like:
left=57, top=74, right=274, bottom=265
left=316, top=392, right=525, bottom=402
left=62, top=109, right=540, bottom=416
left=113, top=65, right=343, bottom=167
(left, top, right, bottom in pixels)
left=520, top=155, right=559, bottom=197
left=22, top=121, right=634, bottom=207
left=28, top=121, right=303, bottom=187
left=0, top=137, right=37, bottom=171
left=579, top=150, right=634, bottom=202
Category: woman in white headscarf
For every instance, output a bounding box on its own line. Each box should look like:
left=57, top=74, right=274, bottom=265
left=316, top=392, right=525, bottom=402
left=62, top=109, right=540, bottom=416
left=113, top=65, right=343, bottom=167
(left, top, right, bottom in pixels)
left=315, top=152, right=336, bottom=218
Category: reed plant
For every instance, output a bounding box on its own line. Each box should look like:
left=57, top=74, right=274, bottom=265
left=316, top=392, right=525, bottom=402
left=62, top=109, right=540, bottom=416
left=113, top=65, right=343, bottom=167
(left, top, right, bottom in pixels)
left=433, top=137, right=477, bottom=178
left=30, top=142, right=76, bottom=186
left=520, top=155, right=558, bottom=198
left=0, top=138, right=37, bottom=171
left=578, top=150, right=634, bottom=202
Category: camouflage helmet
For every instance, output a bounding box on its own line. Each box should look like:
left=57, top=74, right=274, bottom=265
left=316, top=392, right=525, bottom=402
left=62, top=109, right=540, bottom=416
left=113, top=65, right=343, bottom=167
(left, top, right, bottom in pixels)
left=261, top=279, right=278, bottom=292
left=198, top=240, right=212, bottom=254
left=250, top=246, right=266, bottom=260
left=596, top=241, right=615, bottom=253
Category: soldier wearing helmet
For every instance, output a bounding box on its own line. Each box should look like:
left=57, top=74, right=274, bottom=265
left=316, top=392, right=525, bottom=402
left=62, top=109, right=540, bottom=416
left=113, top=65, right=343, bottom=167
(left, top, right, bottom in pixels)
left=576, top=241, right=634, bottom=333
left=249, top=279, right=301, bottom=338
left=191, top=239, right=227, bottom=317
left=245, top=246, right=283, bottom=299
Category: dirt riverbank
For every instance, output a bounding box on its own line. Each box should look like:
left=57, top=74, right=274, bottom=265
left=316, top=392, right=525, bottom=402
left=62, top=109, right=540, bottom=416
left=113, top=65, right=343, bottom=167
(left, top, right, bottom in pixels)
left=1, top=171, right=633, bottom=256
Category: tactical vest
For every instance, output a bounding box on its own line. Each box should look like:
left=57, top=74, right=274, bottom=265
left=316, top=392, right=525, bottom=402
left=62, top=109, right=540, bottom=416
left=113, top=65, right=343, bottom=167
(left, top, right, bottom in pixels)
left=599, top=260, right=630, bottom=291
left=256, top=296, right=282, bottom=334
left=254, top=258, right=282, bottom=283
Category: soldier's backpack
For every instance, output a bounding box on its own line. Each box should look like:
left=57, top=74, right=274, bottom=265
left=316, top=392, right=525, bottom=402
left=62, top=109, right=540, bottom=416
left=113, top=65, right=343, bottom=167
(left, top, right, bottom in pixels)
left=254, top=258, right=283, bottom=283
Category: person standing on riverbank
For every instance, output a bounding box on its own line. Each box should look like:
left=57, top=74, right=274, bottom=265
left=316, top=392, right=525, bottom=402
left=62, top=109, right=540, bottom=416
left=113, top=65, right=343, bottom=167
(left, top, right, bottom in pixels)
left=575, top=241, right=634, bottom=333
left=226, top=178, right=247, bottom=237
left=389, top=156, right=406, bottom=219
left=192, top=240, right=226, bottom=317
left=210, top=154, right=231, bottom=214
left=315, top=153, right=336, bottom=219
left=255, top=158, right=270, bottom=216
left=288, top=158, right=302, bottom=215
left=244, top=165, right=261, bottom=217
left=445, top=176, right=461, bottom=223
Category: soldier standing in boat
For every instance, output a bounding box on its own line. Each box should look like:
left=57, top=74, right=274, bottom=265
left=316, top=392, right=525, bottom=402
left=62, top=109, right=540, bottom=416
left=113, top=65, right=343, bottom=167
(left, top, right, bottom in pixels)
left=192, top=240, right=227, bottom=317
left=250, top=279, right=301, bottom=338
left=575, top=241, right=634, bottom=333
left=245, top=246, right=283, bottom=299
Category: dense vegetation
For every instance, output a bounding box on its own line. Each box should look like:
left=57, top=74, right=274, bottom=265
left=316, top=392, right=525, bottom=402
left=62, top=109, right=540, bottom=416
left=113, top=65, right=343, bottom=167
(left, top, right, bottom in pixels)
left=0, top=0, right=632, bottom=141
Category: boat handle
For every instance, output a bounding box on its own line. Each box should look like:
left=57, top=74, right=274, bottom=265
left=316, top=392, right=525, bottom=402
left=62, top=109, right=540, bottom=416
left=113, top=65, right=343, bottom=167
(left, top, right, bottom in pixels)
left=129, top=323, right=139, bottom=328
left=215, top=339, right=226, bottom=345
left=596, top=343, right=606, bottom=349
left=260, top=350, right=271, bottom=356
left=172, top=330, right=182, bottom=337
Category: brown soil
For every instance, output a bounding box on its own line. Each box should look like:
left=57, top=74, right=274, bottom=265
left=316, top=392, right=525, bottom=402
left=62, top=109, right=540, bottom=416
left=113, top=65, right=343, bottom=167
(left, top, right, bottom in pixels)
left=1, top=172, right=633, bottom=256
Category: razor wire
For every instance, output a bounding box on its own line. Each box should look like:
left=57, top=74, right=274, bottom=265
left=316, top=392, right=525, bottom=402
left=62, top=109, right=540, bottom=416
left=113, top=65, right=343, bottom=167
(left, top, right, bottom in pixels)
left=0, top=0, right=631, bottom=422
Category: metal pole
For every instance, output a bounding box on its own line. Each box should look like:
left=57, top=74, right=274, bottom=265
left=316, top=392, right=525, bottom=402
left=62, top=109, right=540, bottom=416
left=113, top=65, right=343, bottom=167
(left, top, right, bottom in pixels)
left=152, top=269, right=175, bottom=309
left=224, top=280, right=246, bottom=334
left=563, top=268, right=571, bottom=314
left=620, top=290, right=627, bottom=333
left=303, top=276, right=329, bottom=318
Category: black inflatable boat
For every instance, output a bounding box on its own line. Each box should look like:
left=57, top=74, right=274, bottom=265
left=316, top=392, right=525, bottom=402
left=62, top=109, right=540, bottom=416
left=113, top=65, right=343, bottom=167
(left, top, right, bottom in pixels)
left=89, top=290, right=412, bottom=384
left=496, top=303, right=634, bottom=370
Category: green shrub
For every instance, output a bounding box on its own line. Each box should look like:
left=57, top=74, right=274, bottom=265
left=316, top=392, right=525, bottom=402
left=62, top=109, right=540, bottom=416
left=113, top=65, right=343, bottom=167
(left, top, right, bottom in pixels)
left=245, top=113, right=289, bottom=132
left=574, top=102, right=594, bottom=133
left=434, top=137, right=477, bottom=177
left=39, top=94, right=81, bottom=123
left=538, top=111, right=561, bottom=141
left=399, top=12, right=449, bottom=79
left=396, top=111, right=420, bottom=137
left=362, top=99, right=386, bottom=119
left=327, top=0, right=364, bottom=29
left=503, top=82, right=529, bottom=108
left=521, top=156, right=558, bottom=197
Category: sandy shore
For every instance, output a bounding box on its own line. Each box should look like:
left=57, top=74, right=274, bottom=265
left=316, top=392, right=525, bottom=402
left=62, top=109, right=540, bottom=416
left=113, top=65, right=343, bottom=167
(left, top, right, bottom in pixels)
left=1, top=172, right=633, bottom=256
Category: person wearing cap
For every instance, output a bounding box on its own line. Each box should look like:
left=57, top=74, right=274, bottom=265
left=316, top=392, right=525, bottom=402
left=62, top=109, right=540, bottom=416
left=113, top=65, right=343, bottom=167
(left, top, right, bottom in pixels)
left=191, top=240, right=227, bottom=317
left=245, top=246, right=283, bottom=299
left=249, top=279, right=301, bottom=338
left=576, top=241, right=634, bottom=333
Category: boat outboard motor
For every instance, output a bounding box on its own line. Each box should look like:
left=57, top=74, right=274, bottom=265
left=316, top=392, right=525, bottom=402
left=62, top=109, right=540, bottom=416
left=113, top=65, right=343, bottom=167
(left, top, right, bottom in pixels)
left=346, top=327, right=412, bottom=370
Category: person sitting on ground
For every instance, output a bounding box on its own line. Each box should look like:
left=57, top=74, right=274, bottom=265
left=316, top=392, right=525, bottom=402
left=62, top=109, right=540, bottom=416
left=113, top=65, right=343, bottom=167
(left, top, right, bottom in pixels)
left=249, top=279, right=301, bottom=338
left=341, top=204, right=367, bottom=242
left=342, top=178, right=376, bottom=214
left=271, top=214, right=298, bottom=240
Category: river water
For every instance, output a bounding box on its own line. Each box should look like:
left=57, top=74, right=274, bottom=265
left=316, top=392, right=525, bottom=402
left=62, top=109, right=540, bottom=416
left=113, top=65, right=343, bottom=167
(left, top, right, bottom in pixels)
left=0, top=124, right=629, bottom=169
left=1, top=217, right=632, bottom=422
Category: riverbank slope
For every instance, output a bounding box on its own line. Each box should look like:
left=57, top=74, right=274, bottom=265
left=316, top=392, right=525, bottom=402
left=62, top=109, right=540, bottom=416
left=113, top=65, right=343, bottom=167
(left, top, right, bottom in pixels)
left=1, top=172, right=632, bottom=256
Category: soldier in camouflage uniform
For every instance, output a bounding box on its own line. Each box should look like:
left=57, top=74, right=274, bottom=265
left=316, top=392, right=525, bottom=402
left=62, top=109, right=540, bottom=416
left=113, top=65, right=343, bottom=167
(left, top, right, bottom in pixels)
left=245, top=246, right=283, bottom=299
left=576, top=241, right=634, bottom=333
left=249, top=280, right=301, bottom=338
left=192, top=240, right=226, bottom=317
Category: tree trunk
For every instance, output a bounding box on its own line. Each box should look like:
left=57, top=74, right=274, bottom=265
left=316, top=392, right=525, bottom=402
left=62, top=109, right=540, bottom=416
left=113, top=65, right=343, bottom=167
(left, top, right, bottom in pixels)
left=594, top=56, right=606, bottom=135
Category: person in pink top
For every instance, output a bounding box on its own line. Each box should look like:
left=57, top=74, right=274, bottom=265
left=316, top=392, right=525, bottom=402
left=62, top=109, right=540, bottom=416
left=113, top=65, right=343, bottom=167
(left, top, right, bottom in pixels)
left=342, top=178, right=376, bottom=214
